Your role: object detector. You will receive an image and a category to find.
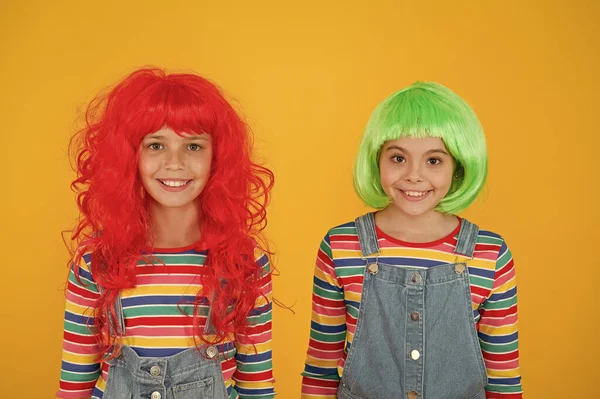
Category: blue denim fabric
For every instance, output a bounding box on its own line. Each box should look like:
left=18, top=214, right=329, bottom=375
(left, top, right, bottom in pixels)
left=102, top=295, right=227, bottom=399
left=338, top=213, right=487, bottom=399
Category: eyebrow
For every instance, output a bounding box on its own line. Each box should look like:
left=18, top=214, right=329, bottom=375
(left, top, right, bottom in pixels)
left=385, top=145, right=450, bottom=156
left=143, top=134, right=210, bottom=141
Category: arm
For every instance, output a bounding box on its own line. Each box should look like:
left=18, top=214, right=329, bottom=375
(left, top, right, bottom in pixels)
left=57, top=255, right=102, bottom=399
left=479, top=240, right=524, bottom=398
left=301, top=233, right=347, bottom=399
left=233, top=249, right=276, bottom=399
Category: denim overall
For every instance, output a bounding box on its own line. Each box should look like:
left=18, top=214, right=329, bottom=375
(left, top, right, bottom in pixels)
left=102, top=295, right=228, bottom=399
left=338, top=213, right=488, bottom=399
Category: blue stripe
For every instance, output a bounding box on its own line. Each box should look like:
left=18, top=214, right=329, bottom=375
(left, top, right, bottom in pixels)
left=314, top=275, right=343, bottom=292
left=82, top=253, right=93, bottom=264
left=311, top=321, right=345, bottom=334
left=76, top=266, right=95, bottom=283
left=235, top=386, right=275, bottom=395
left=121, top=295, right=197, bottom=307
left=249, top=302, right=272, bottom=316
left=488, top=286, right=517, bottom=301
left=64, top=311, right=91, bottom=325
left=92, top=386, right=104, bottom=399
left=468, top=266, right=496, bottom=279
left=235, top=385, right=275, bottom=399
left=235, top=350, right=272, bottom=363
left=61, top=360, right=100, bottom=373
left=479, top=331, right=518, bottom=344
left=488, top=377, right=522, bottom=385
left=256, top=253, right=269, bottom=268
left=478, top=230, right=502, bottom=239
left=304, top=364, right=337, bottom=375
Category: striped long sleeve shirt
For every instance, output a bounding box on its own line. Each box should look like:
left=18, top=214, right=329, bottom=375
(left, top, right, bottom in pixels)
left=301, top=219, right=523, bottom=398
left=57, top=244, right=275, bottom=399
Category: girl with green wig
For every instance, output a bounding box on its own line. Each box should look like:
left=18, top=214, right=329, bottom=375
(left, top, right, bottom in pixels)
left=301, top=82, right=523, bottom=399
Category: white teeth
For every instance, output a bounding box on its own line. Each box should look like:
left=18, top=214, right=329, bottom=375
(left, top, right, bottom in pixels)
left=403, top=190, right=428, bottom=197
left=160, top=180, right=189, bottom=187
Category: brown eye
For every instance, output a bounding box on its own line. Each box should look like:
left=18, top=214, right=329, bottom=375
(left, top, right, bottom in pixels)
left=392, top=155, right=405, bottom=163
left=188, top=144, right=203, bottom=151
left=428, top=158, right=442, bottom=165
left=148, top=143, right=163, bottom=150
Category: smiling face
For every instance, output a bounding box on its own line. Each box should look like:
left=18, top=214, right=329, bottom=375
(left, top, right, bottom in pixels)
left=379, top=137, right=455, bottom=218
left=138, top=127, right=213, bottom=212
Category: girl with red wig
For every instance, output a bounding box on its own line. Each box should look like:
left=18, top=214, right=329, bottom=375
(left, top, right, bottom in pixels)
left=57, top=68, right=275, bottom=399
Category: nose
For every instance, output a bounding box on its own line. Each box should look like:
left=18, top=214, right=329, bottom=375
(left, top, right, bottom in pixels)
left=405, top=163, right=423, bottom=183
left=164, top=148, right=184, bottom=171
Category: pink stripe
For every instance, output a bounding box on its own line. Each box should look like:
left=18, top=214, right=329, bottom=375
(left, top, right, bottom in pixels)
left=302, top=385, right=338, bottom=395
left=124, top=326, right=195, bottom=336
left=313, top=304, right=346, bottom=316
left=63, top=341, right=99, bottom=355
left=56, top=390, right=94, bottom=399
left=308, top=347, right=344, bottom=360
left=335, top=242, right=361, bottom=250
left=480, top=314, right=518, bottom=327
left=66, top=293, right=96, bottom=307
left=485, top=359, right=520, bottom=369
left=135, top=275, right=202, bottom=285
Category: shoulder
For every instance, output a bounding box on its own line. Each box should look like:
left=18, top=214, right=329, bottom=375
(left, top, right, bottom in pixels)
left=467, top=221, right=513, bottom=264
left=327, top=220, right=358, bottom=238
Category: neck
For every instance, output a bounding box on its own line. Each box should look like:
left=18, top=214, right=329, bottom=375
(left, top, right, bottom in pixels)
left=149, top=200, right=202, bottom=249
left=375, top=206, right=458, bottom=243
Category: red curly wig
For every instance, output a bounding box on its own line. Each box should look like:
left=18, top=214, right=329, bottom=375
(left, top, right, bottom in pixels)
left=70, top=67, right=274, bottom=356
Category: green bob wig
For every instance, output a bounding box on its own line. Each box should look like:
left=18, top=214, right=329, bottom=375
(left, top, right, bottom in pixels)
left=353, top=81, right=487, bottom=214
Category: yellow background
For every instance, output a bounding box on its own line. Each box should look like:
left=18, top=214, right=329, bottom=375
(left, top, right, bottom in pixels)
left=1, top=1, right=598, bottom=397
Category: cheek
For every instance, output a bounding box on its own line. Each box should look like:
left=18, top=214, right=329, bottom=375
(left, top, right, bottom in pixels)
left=138, top=156, right=157, bottom=179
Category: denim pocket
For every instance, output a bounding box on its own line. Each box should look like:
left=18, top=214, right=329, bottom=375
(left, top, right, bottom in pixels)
left=173, top=377, right=214, bottom=399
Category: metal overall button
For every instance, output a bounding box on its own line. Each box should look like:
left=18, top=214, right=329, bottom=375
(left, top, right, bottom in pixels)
left=367, top=263, right=379, bottom=275
left=206, top=345, right=218, bottom=359
left=408, top=391, right=419, bottom=399
left=410, top=273, right=422, bottom=284
left=410, top=349, right=420, bottom=360
left=151, top=392, right=162, bottom=399
left=454, top=263, right=466, bottom=274
left=410, top=311, right=420, bottom=321
left=149, top=365, right=161, bottom=376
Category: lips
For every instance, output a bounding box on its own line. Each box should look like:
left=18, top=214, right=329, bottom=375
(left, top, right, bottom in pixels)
left=156, top=179, right=193, bottom=192
left=158, top=179, right=191, bottom=187
left=399, top=189, right=432, bottom=202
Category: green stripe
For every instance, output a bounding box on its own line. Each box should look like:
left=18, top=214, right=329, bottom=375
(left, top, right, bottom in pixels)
left=486, top=385, right=522, bottom=393
left=138, top=254, right=206, bottom=265
left=477, top=235, right=503, bottom=245
left=69, top=271, right=98, bottom=292
left=236, top=360, right=273, bottom=372
left=320, top=238, right=333, bottom=259
left=60, top=370, right=99, bottom=382
left=482, top=296, right=516, bottom=310
left=247, top=311, right=271, bottom=325
left=496, top=247, right=512, bottom=268
left=310, top=330, right=346, bottom=342
left=64, top=320, right=93, bottom=335
left=479, top=340, right=518, bottom=352
left=124, top=305, right=196, bottom=317
left=330, top=226, right=357, bottom=235
left=469, top=274, right=493, bottom=289
left=314, top=285, right=343, bottom=299
left=301, top=371, right=340, bottom=380
left=336, top=266, right=364, bottom=278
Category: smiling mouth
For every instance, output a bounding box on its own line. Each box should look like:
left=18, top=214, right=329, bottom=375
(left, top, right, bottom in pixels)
left=158, top=179, right=192, bottom=187
left=401, top=190, right=431, bottom=197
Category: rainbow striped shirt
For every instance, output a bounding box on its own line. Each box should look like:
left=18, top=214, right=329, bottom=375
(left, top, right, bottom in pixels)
left=301, top=219, right=523, bottom=398
left=57, top=245, right=275, bottom=399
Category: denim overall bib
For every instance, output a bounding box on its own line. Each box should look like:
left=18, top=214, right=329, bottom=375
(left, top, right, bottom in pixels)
left=102, top=295, right=228, bottom=399
left=337, top=213, right=488, bottom=399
